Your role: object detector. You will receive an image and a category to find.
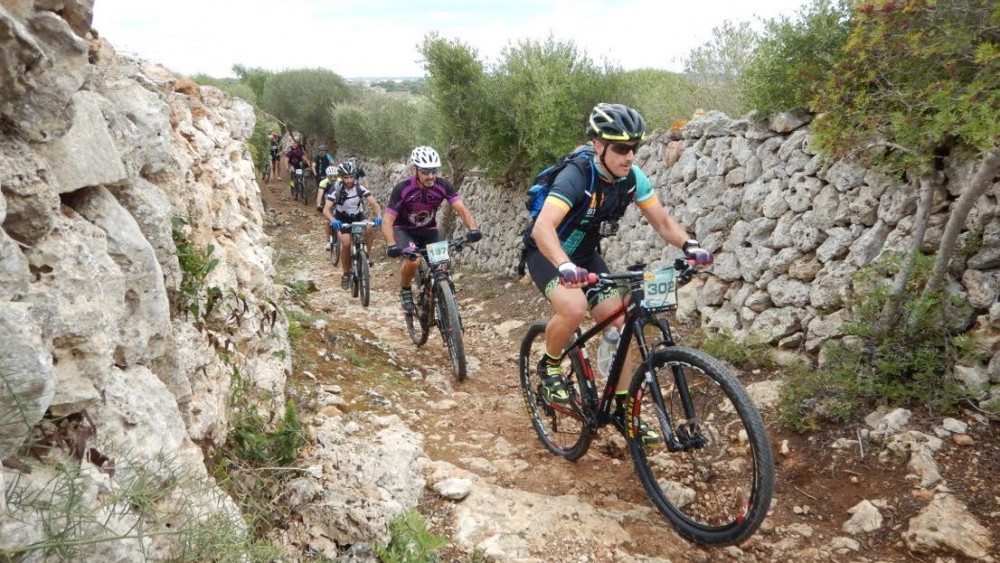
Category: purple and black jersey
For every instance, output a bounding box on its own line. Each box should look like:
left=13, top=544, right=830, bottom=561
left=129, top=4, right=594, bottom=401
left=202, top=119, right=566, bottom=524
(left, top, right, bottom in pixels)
left=384, top=176, right=461, bottom=230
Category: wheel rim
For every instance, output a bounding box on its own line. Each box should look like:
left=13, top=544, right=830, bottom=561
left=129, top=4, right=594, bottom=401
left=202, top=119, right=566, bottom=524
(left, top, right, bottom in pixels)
left=518, top=321, right=591, bottom=459
left=630, top=349, right=773, bottom=544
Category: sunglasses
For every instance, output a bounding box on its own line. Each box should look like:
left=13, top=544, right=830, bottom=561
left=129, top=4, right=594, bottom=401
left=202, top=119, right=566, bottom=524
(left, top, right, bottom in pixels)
left=607, top=142, right=641, bottom=156
left=416, top=167, right=439, bottom=175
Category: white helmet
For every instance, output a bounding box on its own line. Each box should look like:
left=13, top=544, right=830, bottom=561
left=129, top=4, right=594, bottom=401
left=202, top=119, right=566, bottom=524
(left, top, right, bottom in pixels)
left=410, top=146, right=441, bottom=168
left=325, top=165, right=337, bottom=177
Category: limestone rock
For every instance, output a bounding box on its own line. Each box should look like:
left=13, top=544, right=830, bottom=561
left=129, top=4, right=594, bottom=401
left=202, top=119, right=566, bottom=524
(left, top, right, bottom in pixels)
left=903, top=494, right=993, bottom=560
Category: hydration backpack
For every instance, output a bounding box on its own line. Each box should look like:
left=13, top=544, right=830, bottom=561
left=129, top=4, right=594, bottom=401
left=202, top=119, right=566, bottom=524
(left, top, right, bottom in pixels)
left=523, top=144, right=596, bottom=218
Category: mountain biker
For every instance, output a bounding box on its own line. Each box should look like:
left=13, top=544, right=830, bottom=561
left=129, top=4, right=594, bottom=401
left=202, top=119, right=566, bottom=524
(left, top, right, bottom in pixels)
left=317, top=165, right=340, bottom=248
left=381, top=145, right=482, bottom=312
left=524, top=103, right=713, bottom=443
left=269, top=130, right=283, bottom=179
left=285, top=141, right=311, bottom=191
left=313, top=145, right=334, bottom=188
left=324, top=160, right=383, bottom=289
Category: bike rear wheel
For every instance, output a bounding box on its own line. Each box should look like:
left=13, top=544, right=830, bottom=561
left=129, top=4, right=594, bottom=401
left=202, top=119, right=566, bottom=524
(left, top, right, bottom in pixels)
left=518, top=321, right=594, bottom=461
left=358, top=249, right=370, bottom=307
left=627, top=346, right=774, bottom=546
left=435, top=282, right=467, bottom=381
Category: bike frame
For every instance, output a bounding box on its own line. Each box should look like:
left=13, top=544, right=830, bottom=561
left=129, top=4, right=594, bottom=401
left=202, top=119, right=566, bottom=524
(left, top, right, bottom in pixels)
left=553, top=263, right=701, bottom=452
left=408, top=241, right=462, bottom=329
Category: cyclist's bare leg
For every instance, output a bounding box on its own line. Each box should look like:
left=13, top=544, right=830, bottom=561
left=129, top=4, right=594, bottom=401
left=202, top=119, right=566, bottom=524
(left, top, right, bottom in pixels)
left=364, top=226, right=375, bottom=252
left=544, top=284, right=588, bottom=359
left=339, top=232, right=351, bottom=276
left=591, top=295, right=630, bottom=393
left=400, top=258, right=419, bottom=287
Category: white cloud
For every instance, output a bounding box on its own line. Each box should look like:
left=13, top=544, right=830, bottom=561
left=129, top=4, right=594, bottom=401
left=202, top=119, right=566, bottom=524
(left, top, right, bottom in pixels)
left=92, top=0, right=808, bottom=78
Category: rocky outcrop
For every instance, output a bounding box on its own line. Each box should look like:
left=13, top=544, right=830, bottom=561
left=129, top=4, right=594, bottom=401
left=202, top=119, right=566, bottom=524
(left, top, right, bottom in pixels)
left=1, top=1, right=289, bottom=557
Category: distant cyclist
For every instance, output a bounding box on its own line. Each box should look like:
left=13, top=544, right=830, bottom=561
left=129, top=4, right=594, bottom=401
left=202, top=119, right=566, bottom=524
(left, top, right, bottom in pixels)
left=313, top=145, right=334, bottom=189
left=324, top=161, right=383, bottom=289
left=269, top=130, right=283, bottom=179
left=524, top=103, right=713, bottom=442
left=285, top=141, right=310, bottom=190
left=381, top=146, right=481, bottom=312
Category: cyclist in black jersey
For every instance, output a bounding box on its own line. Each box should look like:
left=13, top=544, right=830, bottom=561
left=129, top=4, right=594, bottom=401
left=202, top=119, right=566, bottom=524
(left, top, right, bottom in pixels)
left=525, top=103, right=713, bottom=441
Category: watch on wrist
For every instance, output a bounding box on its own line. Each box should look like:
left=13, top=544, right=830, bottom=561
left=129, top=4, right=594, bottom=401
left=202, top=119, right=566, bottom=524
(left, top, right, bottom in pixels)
left=682, top=239, right=700, bottom=252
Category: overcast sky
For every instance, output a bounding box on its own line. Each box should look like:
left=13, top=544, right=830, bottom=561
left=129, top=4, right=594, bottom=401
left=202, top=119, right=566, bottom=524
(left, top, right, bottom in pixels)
left=93, top=0, right=809, bottom=79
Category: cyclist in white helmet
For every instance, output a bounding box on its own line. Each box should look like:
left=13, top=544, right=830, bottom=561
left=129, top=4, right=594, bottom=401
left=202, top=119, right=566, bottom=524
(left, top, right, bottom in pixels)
left=324, top=160, right=383, bottom=289
left=381, top=146, right=481, bottom=312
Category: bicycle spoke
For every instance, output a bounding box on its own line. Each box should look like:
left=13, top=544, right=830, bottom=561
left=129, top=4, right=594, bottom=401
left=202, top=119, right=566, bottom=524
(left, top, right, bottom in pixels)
left=629, top=347, right=773, bottom=546
left=518, top=321, right=593, bottom=460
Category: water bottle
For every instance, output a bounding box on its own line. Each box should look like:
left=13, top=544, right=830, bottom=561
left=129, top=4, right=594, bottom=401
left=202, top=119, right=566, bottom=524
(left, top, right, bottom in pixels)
left=597, top=326, right=620, bottom=377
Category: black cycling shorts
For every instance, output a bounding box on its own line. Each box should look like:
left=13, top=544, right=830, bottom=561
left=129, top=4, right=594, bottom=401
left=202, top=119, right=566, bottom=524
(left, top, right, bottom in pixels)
left=524, top=249, right=618, bottom=307
left=393, top=228, right=439, bottom=252
left=334, top=211, right=366, bottom=233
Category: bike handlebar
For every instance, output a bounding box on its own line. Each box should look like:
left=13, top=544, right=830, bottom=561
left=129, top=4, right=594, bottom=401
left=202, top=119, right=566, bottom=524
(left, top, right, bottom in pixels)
left=589, top=258, right=702, bottom=291
left=402, top=236, right=470, bottom=260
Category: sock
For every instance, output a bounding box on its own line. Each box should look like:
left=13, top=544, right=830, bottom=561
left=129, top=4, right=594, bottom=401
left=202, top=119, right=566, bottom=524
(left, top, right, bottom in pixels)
left=543, top=352, right=560, bottom=366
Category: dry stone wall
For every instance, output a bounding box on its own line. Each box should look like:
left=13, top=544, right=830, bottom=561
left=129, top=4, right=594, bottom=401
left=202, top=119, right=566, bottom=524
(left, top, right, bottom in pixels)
left=363, top=112, right=1000, bottom=390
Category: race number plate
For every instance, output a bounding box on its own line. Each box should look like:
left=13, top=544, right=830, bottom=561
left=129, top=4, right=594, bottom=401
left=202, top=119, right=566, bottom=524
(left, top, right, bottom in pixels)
left=426, top=240, right=450, bottom=265
left=642, top=268, right=678, bottom=310
left=351, top=223, right=366, bottom=234
left=295, top=168, right=303, bottom=176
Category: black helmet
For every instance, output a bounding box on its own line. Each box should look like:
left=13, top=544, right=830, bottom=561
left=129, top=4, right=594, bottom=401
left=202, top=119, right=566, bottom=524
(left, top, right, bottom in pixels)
left=337, top=160, right=357, bottom=176
left=587, top=103, right=646, bottom=142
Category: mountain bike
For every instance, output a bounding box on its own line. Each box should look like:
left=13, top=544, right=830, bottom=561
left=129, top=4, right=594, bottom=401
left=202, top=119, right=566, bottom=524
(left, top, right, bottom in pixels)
left=344, top=221, right=374, bottom=307
left=518, top=259, right=774, bottom=546
left=403, top=236, right=470, bottom=382
left=291, top=165, right=307, bottom=204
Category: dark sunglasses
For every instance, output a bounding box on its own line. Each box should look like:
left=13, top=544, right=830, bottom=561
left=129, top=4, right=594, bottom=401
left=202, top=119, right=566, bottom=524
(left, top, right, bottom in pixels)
left=416, top=167, right=439, bottom=175
left=607, top=142, right=641, bottom=156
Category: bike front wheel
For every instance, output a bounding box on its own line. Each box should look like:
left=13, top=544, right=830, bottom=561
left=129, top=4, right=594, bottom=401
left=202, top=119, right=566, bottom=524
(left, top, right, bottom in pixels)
left=331, top=235, right=341, bottom=267
left=358, top=249, right=370, bottom=307
left=627, top=346, right=774, bottom=546
left=435, top=282, right=467, bottom=382
left=405, top=274, right=430, bottom=347
left=518, top=321, right=594, bottom=461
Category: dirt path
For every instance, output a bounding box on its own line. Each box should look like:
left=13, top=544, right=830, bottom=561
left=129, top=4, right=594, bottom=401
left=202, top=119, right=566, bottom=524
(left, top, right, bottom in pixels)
left=259, top=177, right=994, bottom=563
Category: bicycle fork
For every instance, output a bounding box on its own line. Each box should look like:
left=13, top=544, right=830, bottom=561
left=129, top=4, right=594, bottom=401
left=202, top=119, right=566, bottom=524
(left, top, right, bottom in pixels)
left=640, top=362, right=708, bottom=452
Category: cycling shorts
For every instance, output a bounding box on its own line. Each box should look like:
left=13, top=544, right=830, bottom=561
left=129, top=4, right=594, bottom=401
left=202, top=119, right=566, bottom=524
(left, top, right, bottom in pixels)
left=524, top=249, right=619, bottom=307
left=334, top=211, right=366, bottom=233
left=393, top=228, right=439, bottom=252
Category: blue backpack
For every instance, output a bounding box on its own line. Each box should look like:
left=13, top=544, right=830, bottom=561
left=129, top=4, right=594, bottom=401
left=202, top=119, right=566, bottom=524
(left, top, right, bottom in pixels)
left=517, top=145, right=597, bottom=275
left=523, top=144, right=596, bottom=218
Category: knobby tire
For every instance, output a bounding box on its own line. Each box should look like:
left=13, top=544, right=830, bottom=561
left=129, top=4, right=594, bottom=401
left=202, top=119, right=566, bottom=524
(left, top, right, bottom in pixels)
left=358, top=249, right=370, bottom=307
left=626, top=346, right=774, bottom=546
left=518, top=321, right=594, bottom=461
left=436, top=282, right=467, bottom=382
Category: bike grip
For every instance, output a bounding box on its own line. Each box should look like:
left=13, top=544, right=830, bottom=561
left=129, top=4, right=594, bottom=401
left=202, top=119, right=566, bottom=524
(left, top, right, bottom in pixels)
left=587, top=272, right=599, bottom=284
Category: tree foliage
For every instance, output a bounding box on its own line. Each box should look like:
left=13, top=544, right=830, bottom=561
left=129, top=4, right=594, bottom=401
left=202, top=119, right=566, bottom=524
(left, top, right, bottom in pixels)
left=331, top=91, right=434, bottom=160
left=742, top=0, right=854, bottom=115
left=419, top=34, right=487, bottom=180
left=621, top=69, right=700, bottom=131
left=683, top=20, right=759, bottom=117
left=812, top=0, right=1000, bottom=171
left=259, top=68, right=354, bottom=145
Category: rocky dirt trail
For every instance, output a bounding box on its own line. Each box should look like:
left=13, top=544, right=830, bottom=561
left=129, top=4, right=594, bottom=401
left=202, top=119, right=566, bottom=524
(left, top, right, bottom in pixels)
left=260, top=178, right=997, bottom=563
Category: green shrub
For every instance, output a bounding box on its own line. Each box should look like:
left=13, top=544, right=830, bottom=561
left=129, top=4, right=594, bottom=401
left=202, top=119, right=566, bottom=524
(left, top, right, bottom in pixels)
left=171, top=216, right=220, bottom=320
left=742, top=0, right=853, bottom=115
left=374, top=512, right=447, bottom=563
left=693, top=329, right=774, bottom=371
left=778, top=254, right=972, bottom=431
